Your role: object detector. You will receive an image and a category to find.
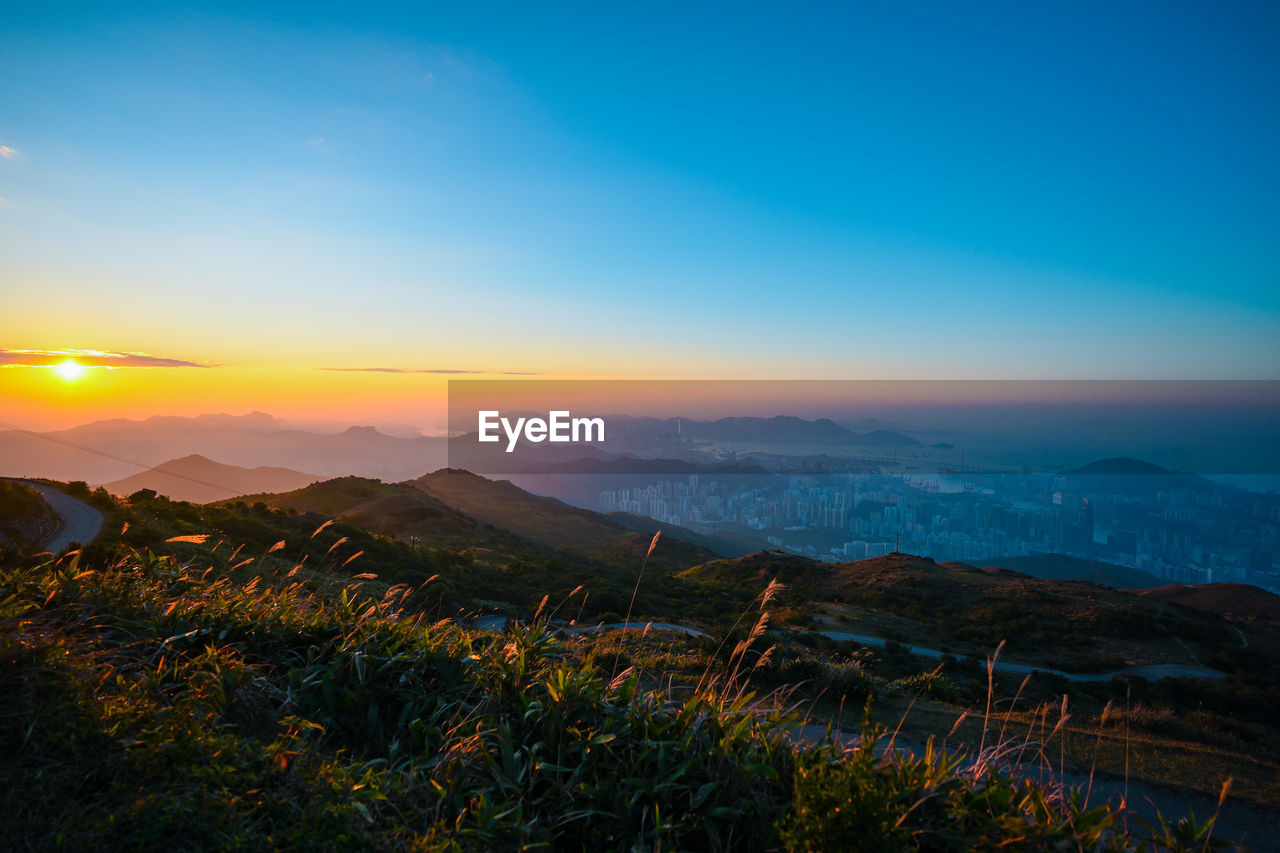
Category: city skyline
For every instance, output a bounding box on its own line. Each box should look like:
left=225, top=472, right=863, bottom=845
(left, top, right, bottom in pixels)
left=593, top=471, right=1279, bottom=591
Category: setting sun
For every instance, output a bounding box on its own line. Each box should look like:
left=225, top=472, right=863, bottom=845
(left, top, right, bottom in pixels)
left=53, top=359, right=85, bottom=381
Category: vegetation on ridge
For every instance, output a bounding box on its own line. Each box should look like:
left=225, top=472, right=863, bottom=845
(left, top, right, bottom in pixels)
left=1, top=480, right=1274, bottom=849
left=0, top=539, right=1236, bottom=850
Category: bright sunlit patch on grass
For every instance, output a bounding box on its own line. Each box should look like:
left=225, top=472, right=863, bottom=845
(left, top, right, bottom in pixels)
left=53, top=359, right=86, bottom=381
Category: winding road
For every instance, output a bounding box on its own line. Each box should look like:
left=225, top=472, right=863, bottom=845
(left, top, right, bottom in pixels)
left=814, top=630, right=1226, bottom=683
left=473, top=616, right=708, bottom=638
left=471, top=616, right=1225, bottom=682
left=9, top=479, right=104, bottom=553
left=564, top=621, right=710, bottom=638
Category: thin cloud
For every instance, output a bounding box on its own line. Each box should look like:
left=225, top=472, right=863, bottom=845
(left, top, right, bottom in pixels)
left=322, top=367, right=541, bottom=375
left=0, top=146, right=19, bottom=161
left=0, top=348, right=209, bottom=368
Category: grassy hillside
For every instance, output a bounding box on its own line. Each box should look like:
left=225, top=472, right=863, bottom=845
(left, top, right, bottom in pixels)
left=408, top=469, right=725, bottom=572
left=128, top=484, right=685, bottom=621
left=2, top=485, right=1276, bottom=847
left=607, top=510, right=757, bottom=558
left=981, top=554, right=1165, bottom=590
left=229, top=476, right=492, bottom=541
left=678, top=550, right=836, bottom=620
left=823, top=554, right=1243, bottom=668
left=1, top=542, right=1229, bottom=851
left=679, top=551, right=1280, bottom=823
left=1135, top=583, right=1280, bottom=632
left=0, top=480, right=56, bottom=553
left=678, top=550, right=1277, bottom=675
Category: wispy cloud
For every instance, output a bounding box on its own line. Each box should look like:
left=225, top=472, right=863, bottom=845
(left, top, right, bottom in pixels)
left=0, top=348, right=209, bottom=368
left=308, top=137, right=332, bottom=154
left=322, top=367, right=540, bottom=375
left=0, top=146, right=20, bottom=161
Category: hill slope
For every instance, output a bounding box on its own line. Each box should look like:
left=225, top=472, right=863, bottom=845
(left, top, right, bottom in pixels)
left=683, top=551, right=1254, bottom=673
left=408, top=468, right=724, bottom=572
left=225, top=476, right=493, bottom=544
left=0, top=479, right=57, bottom=548
left=1134, top=582, right=1280, bottom=632
left=981, top=554, right=1164, bottom=589
left=103, top=454, right=320, bottom=503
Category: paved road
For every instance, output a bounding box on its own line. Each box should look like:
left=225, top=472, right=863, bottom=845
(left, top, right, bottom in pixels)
left=473, top=616, right=1224, bottom=682
left=564, top=621, right=710, bottom=638
left=815, top=630, right=1226, bottom=682
left=473, top=615, right=709, bottom=638
left=12, top=479, right=105, bottom=553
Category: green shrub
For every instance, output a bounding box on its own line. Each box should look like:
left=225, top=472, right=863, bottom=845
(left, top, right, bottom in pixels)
left=777, top=727, right=1126, bottom=852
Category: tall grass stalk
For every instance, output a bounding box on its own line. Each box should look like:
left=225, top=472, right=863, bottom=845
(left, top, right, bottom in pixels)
left=612, top=530, right=660, bottom=679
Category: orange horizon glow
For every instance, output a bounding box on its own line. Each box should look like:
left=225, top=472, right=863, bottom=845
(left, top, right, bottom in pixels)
left=5, top=357, right=1270, bottom=436
left=0, top=364, right=456, bottom=433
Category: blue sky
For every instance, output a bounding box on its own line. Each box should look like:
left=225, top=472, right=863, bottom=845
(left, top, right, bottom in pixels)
left=2, top=1, right=1278, bottom=383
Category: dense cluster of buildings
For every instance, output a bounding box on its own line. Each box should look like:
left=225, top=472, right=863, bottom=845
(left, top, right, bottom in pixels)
left=598, top=473, right=1280, bottom=591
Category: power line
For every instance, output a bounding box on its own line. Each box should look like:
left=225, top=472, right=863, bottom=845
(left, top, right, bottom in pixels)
left=0, top=418, right=249, bottom=499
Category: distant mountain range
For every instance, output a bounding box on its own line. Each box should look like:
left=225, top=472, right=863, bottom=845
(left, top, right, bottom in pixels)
left=3, top=411, right=1254, bottom=496
left=0, top=412, right=446, bottom=483
left=1064, top=457, right=1177, bottom=476
left=2, top=411, right=925, bottom=486
left=534, top=456, right=770, bottom=476
left=447, top=414, right=925, bottom=476
left=103, top=454, right=320, bottom=504
left=606, top=415, right=922, bottom=447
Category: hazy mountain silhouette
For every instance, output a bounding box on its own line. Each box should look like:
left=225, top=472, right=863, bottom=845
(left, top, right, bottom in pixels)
left=103, top=454, right=320, bottom=504
left=1062, top=457, right=1220, bottom=494
left=843, top=417, right=913, bottom=432
left=632, top=415, right=922, bottom=447
left=857, top=429, right=921, bottom=447
left=537, top=456, right=770, bottom=475
left=1064, top=457, right=1173, bottom=476
left=0, top=413, right=446, bottom=483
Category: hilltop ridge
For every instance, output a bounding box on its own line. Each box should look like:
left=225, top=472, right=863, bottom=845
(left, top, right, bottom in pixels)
left=103, top=454, right=319, bottom=503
